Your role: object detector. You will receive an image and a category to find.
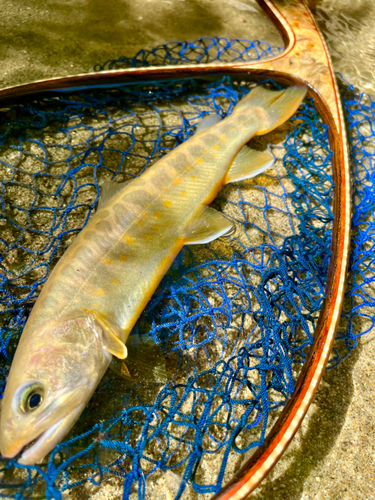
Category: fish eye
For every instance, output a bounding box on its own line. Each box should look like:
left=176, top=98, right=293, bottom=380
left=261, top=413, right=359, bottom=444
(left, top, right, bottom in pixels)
left=19, top=383, right=44, bottom=413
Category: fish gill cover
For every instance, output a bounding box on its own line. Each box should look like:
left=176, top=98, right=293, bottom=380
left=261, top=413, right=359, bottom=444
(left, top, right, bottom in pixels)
left=0, top=38, right=373, bottom=499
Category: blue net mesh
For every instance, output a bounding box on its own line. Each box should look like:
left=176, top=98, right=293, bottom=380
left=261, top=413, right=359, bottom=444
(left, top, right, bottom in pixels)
left=0, top=38, right=373, bottom=499
left=95, top=37, right=283, bottom=71
left=337, top=80, right=375, bottom=353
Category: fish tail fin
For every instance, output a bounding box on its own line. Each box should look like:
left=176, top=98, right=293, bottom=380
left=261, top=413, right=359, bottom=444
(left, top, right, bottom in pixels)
left=233, top=85, right=307, bottom=135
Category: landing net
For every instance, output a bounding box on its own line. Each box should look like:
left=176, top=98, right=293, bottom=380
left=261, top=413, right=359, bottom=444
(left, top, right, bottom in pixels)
left=0, top=38, right=373, bottom=499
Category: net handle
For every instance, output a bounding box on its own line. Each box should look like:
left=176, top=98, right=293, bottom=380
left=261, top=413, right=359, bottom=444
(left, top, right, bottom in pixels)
left=0, top=1, right=350, bottom=498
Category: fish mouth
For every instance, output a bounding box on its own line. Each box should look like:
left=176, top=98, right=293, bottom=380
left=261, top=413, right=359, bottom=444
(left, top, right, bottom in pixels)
left=18, top=404, right=84, bottom=465
left=17, top=419, right=63, bottom=463
left=18, top=414, right=68, bottom=464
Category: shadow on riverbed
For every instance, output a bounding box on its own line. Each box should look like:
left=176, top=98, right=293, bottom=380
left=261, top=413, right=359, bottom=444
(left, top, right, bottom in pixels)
left=251, top=341, right=361, bottom=500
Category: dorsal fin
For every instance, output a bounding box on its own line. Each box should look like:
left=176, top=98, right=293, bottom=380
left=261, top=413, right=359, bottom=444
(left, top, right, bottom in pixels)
left=195, top=113, right=222, bottom=134
left=98, top=179, right=133, bottom=209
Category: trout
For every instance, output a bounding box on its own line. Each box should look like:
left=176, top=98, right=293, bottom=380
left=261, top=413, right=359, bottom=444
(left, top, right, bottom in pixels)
left=0, top=84, right=306, bottom=464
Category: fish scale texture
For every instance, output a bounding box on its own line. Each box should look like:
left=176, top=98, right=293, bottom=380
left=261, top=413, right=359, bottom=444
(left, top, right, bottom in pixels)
left=0, top=38, right=373, bottom=499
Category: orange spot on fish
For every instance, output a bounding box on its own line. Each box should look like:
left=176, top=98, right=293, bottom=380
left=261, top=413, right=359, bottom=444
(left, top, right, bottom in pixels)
left=125, top=236, right=135, bottom=245
left=144, top=234, right=154, bottom=241
left=172, top=178, right=181, bottom=185
left=153, top=212, right=161, bottom=218
left=214, top=144, right=220, bottom=150
left=141, top=211, right=148, bottom=218
left=185, top=165, right=192, bottom=171
left=197, top=158, right=204, bottom=164
left=112, top=278, right=120, bottom=286
left=162, top=186, right=168, bottom=191
left=164, top=200, right=172, bottom=208
left=96, top=289, right=105, bottom=296
left=136, top=219, right=144, bottom=226
left=103, top=258, right=111, bottom=265
left=180, top=191, right=188, bottom=197
left=120, top=254, right=127, bottom=261
left=152, top=225, right=160, bottom=232
left=191, top=175, right=198, bottom=180
left=221, top=135, right=226, bottom=142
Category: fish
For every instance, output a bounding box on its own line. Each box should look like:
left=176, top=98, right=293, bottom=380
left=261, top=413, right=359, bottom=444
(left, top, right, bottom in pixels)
left=0, top=84, right=307, bottom=465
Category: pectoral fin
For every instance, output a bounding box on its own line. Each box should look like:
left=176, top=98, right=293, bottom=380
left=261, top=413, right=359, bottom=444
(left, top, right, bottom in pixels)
left=84, top=308, right=127, bottom=359
left=127, top=333, right=167, bottom=383
left=184, top=206, right=235, bottom=245
left=110, top=333, right=167, bottom=383
left=225, top=147, right=274, bottom=184
left=102, top=330, right=127, bottom=359
left=109, top=358, right=133, bottom=380
left=120, top=361, right=132, bottom=379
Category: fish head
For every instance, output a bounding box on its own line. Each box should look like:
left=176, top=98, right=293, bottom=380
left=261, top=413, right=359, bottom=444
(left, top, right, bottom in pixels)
left=0, top=315, right=111, bottom=465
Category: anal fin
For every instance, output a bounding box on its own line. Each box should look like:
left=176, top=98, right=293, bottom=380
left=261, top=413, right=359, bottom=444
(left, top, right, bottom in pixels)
left=225, top=147, right=274, bottom=184
left=184, top=206, right=235, bottom=245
